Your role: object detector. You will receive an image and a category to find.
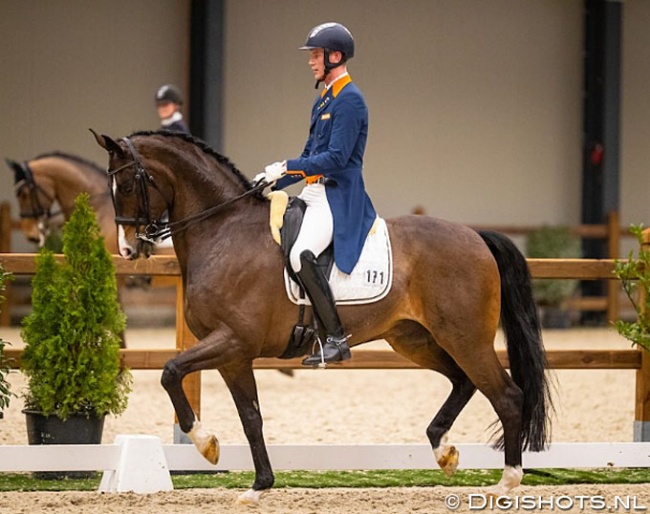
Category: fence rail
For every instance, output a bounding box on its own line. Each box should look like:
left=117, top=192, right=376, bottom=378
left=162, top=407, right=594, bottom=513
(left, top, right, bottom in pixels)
left=0, top=202, right=635, bottom=326
left=1, top=250, right=649, bottom=437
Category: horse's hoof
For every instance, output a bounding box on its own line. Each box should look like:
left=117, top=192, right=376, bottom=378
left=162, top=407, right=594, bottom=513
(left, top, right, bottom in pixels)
left=188, top=422, right=221, bottom=464
left=437, top=445, right=459, bottom=477
left=200, top=434, right=220, bottom=465
left=487, top=465, right=523, bottom=496
left=236, top=488, right=267, bottom=505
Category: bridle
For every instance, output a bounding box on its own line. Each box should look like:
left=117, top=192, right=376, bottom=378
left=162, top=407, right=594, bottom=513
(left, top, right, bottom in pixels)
left=107, top=137, right=268, bottom=243
left=14, top=161, right=62, bottom=239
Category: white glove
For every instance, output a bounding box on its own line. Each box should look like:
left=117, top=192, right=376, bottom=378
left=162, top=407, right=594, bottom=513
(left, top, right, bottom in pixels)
left=251, top=172, right=266, bottom=186
left=264, top=161, right=287, bottom=183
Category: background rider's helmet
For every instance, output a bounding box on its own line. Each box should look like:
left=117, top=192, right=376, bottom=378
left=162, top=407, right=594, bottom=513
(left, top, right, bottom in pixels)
left=155, top=84, right=183, bottom=106
left=300, top=22, right=355, bottom=75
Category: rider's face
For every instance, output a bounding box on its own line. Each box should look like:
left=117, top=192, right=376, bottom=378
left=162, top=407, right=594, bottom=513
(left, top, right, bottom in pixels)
left=308, top=49, right=325, bottom=81
left=156, top=102, right=177, bottom=120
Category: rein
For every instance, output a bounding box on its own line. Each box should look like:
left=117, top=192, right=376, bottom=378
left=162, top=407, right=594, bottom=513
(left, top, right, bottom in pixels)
left=109, top=137, right=268, bottom=243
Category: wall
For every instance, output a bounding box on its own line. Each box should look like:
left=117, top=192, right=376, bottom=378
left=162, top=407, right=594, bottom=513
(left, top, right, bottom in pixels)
left=0, top=0, right=189, bottom=251
left=222, top=0, right=584, bottom=224
left=622, top=0, right=650, bottom=228
left=1, top=1, right=648, bottom=255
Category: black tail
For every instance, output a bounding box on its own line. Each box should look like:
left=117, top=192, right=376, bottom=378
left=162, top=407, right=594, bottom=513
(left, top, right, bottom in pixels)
left=479, top=230, right=553, bottom=452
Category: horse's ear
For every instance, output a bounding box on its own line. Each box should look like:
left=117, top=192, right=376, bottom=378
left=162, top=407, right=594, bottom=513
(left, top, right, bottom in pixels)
left=89, top=128, right=124, bottom=157
left=5, top=158, right=21, bottom=173
left=5, top=158, right=25, bottom=184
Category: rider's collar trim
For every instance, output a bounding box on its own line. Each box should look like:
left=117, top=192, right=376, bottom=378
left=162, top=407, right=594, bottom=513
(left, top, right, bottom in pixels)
left=321, top=73, right=351, bottom=98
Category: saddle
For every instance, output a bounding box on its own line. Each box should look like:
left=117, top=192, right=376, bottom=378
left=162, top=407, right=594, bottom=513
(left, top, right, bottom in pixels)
left=268, top=191, right=393, bottom=358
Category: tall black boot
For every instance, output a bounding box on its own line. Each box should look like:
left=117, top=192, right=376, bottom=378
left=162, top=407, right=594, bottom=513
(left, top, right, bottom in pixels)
left=296, top=250, right=351, bottom=366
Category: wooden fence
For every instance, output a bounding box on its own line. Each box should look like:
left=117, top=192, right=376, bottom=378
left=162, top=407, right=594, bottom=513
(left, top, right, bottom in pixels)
left=1, top=251, right=649, bottom=437
left=0, top=201, right=633, bottom=326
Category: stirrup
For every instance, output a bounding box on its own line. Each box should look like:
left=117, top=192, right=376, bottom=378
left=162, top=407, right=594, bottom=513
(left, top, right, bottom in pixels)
left=302, top=334, right=351, bottom=368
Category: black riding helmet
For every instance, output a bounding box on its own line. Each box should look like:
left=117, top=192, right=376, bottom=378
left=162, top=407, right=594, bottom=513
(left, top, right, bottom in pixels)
left=300, top=22, right=354, bottom=85
left=155, top=84, right=183, bottom=106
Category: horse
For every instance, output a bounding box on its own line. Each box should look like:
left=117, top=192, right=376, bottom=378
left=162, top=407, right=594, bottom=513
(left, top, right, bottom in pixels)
left=93, top=129, right=553, bottom=505
left=7, top=153, right=117, bottom=251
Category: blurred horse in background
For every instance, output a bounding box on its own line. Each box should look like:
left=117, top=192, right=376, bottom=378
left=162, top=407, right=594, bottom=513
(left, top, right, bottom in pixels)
left=7, top=153, right=115, bottom=250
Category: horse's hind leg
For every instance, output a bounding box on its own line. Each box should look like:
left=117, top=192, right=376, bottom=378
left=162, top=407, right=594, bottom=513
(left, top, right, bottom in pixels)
left=385, top=325, right=476, bottom=476
left=451, top=348, right=525, bottom=495
left=427, top=373, right=476, bottom=476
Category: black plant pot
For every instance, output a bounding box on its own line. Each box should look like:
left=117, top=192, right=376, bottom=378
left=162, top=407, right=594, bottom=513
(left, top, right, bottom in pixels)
left=23, top=409, right=105, bottom=479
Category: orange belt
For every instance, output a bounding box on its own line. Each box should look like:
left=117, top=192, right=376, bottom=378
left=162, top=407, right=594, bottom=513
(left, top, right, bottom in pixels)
left=305, top=174, right=325, bottom=185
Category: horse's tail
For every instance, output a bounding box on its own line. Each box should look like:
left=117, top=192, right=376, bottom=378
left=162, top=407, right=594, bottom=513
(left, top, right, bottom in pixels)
left=478, top=230, right=553, bottom=452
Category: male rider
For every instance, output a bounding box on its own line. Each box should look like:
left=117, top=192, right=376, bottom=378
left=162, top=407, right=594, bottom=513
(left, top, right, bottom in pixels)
left=258, top=22, right=377, bottom=366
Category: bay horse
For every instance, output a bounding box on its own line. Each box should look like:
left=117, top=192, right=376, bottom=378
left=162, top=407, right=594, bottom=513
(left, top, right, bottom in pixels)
left=93, top=129, right=553, bottom=504
left=7, top=153, right=117, bottom=251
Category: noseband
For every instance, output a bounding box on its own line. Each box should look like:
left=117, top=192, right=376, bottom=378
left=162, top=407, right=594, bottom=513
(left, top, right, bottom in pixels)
left=108, top=137, right=268, bottom=243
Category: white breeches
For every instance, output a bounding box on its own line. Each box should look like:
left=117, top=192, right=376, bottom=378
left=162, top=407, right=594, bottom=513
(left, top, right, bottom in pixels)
left=289, top=184, right=333, bottom=272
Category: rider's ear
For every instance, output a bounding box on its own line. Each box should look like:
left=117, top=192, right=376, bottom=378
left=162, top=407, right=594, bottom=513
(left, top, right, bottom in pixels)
left=89, top=129, right=125, bottom=157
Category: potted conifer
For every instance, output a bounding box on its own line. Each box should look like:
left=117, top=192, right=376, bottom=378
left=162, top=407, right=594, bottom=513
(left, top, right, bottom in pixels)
left=526, top=225, right=581, bottom=328
left=20, top=193, right=131, bottom=475
left=0, top=265, right=14, bottom=419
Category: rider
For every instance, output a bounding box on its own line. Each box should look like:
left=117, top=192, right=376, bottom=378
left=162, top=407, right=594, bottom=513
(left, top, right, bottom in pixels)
left=259, top=22, right=377, bottom=366
left=155, top=84, right=190, bottom=134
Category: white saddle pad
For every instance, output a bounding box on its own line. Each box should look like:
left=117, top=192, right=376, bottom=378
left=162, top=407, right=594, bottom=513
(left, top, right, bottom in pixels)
left=284, top=217, right=393, bottom=306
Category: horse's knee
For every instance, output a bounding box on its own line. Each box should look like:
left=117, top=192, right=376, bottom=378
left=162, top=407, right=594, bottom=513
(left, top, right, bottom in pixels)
left=161, top=360, right=183, bottom=391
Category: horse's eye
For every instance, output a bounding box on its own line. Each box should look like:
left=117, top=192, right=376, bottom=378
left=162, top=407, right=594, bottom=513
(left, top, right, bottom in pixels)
left=119, top=180, right=135, bottom=194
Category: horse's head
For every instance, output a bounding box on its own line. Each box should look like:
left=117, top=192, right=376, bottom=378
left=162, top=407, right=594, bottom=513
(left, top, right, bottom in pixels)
left=92, top=130, right=168, bottom=260
left=6, top=158, right=59, bottom=246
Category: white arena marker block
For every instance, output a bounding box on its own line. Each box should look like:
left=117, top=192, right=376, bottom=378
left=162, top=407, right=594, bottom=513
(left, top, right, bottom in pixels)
left=99, top=435, right=173, bottom=494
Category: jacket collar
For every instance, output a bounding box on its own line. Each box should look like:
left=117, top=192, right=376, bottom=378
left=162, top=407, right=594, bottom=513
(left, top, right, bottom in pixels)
left=320, top=74, right=352, bottom=98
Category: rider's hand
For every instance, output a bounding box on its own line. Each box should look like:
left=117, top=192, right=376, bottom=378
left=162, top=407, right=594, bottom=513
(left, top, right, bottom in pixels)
left=263, top=161, right=287, bottom=183
left=250, top=172, right=266, bottom=187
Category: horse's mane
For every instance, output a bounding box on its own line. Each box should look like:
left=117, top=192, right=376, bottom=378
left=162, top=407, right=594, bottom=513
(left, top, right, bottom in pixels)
left=32, top=151, right=106, bottom=178
left=129, top=130, right=266, bottom=201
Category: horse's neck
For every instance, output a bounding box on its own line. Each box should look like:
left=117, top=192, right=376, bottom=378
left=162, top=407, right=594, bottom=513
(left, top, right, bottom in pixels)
left=40, top=159, right=106, bottom=216
left=170, top=193, right=271, bottom=270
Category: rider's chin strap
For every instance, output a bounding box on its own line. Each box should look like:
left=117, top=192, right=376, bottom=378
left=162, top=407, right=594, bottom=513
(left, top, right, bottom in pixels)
left=314, top=50, right=346, bottom=88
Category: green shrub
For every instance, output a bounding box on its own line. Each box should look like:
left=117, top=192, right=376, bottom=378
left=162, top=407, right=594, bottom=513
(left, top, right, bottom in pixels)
left=20, top=193, right=132, bottom=420
left=0, top=265, right=15, bottom=414
left=612, top=224, right=650, bottom=351
left=526, top=225, right=581, bottom=308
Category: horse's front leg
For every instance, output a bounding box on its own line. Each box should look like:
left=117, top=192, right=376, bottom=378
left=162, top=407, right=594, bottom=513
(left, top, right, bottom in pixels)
left=160, top=328, right=274, bottom=504
left=160, top=334, right=225, bottom=464
left=220, top=363, right=274, bottom=505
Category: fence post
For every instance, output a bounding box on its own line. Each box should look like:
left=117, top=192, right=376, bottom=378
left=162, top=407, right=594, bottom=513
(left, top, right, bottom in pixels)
left=634, top=229, right=650, bottom=441
left=173, top=278, right=201, bottom=444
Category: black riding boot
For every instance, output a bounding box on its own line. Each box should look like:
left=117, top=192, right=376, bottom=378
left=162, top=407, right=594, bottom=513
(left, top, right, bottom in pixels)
left=297, top=250, right=351, bottom=366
